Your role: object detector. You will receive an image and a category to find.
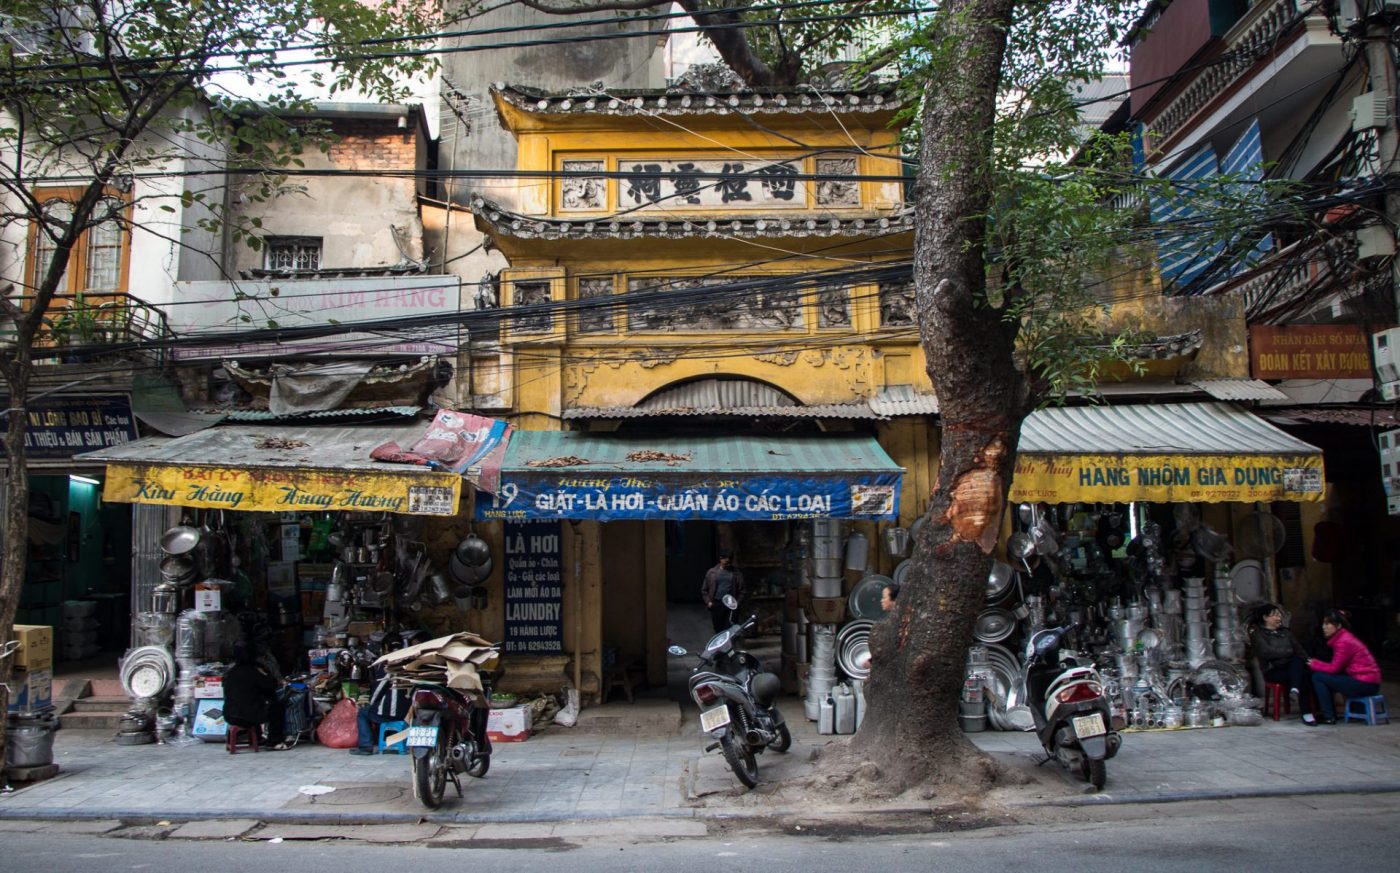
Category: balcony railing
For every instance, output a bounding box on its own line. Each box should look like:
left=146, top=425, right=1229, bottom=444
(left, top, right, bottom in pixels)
left=2, top=291, right=174, bottom=362
left=1146, top=0, right=1315, bottom=151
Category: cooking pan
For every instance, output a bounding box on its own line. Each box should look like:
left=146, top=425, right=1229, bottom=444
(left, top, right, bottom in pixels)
left=160, top=526, right=201, bottom=556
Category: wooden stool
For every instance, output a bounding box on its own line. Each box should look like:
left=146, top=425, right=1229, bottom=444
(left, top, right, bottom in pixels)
left=1263, top=682, right=1290, bottom=721
left=226, top=724, right=259, bottom=754
left=604, top=659, right=644, bottom=703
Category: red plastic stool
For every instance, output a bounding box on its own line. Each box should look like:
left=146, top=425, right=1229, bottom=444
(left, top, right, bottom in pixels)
left=1263, top=683, right=1290, bottom=721
left=226, top=724, right=260, bottom=754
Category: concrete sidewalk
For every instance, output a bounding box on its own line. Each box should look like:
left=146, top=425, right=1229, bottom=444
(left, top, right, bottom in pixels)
left=3, top=695, right=1398, bottom=827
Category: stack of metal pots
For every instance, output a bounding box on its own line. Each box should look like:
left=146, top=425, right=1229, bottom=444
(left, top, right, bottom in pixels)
left=805, top=624, right=838, bottom=721
left=1213, top=570, right=1245, bottom=660
left=809, top=519, right=843, bottom=599
left=1181, top=577, right=1212, bottom=667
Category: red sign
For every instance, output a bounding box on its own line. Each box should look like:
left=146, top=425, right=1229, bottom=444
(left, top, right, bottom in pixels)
left=1250, top=325, right=1373, bottom=379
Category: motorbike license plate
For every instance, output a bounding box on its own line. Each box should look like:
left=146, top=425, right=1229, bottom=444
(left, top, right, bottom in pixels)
left=699, top=705, right=731, bottom=733
left=406, top=725, right=439, bottom=748
left=1072, top=713, right=1106, bottom=739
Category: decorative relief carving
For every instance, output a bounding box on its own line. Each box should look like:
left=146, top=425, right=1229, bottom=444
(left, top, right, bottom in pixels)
left=561, top=160, right=605, bottom=211
left=626, top=275, right=803, bottom=331
left=576, top=277, right=614, bottom=333
left=755, top=351, right=801, bottom=366
left=815, top=157, right=859, bottom=206
left=512, top=280, right=552, bottom=333
left=638, top=351, right=681, bottom=368
left=817, top=286, right=850, bottom=327
left=879, top=280, right=916, bottom=326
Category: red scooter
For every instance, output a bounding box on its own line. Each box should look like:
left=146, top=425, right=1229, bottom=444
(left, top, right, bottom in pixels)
left=404, top=672, right=495, bottom=809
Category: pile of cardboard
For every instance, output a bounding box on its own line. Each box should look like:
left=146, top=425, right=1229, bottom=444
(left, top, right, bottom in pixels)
left=372, top=631, right=499, bottom=701
left=7, top=625, right=53, bottom=714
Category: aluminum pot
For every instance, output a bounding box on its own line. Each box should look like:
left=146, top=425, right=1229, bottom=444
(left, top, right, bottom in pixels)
left=973, top=608, right=1017, bottom=644
left=150, top=584, right=180, bottom=614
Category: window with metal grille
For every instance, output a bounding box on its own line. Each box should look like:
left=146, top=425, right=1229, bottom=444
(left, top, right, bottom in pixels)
left=265, top=237, right=322, bottom=272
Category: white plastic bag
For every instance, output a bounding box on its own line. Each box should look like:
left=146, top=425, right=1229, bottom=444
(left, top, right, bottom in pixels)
left=552, top=685, right=580, bottom=728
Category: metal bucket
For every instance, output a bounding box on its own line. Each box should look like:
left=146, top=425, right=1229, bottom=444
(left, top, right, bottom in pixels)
left=810, top=556, right=842, bottom=578
left=958, top=712, right=987, bottom=733
left=5, top=717, right=56, bottom=768
left=844, top=532, right=869, bottom=572
left=811, top=576, right=842, bottom=598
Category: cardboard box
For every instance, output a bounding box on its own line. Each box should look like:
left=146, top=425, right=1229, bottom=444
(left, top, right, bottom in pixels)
left=193, top=585, right=222, bottom=613
left=486, top=705, right=532, bottom=742
left=193, top=675, right=224, bottom=699
left=807, top=597, right=846, bottom=625
left=11, top=624, right=53, bottom=670
left=8, top=667, right=53, bottom=713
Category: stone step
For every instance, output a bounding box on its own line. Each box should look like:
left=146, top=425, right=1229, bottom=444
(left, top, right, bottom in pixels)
left=89, top=679, right=126, bottom=697
left=69, top=696, right=131, bottom=712
left=57, top=710, right=128, bottom=731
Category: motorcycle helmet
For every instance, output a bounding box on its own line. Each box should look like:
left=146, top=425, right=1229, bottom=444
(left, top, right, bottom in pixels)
left=750, top=672, right=781, bottom=706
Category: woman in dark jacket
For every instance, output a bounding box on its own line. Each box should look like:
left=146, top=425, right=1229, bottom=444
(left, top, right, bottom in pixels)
left=1248, top=603, right=1311, bottom=714
left=223, top=644, right=288, bottom=750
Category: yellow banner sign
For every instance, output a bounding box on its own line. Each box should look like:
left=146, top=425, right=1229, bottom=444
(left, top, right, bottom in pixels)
left=103, top=462, right=462, bottom=516
left=1009, top=453, right=1325, bottom=504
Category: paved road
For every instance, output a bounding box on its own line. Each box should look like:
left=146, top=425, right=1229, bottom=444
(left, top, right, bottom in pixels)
left=2, top=794, right=1396, bottom=872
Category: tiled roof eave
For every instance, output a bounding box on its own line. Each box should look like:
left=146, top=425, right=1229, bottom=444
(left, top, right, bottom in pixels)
left=493, top=83, right=904, bottom=119
left=471, top=197, right=913, bottom=241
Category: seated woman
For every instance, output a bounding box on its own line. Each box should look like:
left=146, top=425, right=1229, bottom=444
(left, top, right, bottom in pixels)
left=223, top=643, right=288, bottom=750
left=1305, top=609, right=1382, bottom=726
left=1248, top=603, right=1311, bottom=715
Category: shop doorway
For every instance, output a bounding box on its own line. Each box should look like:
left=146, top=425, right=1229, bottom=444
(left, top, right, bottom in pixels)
left=17, top=474, right=132, bottom=668
left=665, top=520, right=718, bottom=698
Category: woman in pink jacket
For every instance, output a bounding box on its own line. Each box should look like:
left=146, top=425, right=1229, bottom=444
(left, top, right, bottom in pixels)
left=1305, top=609, right=1382, bottom=725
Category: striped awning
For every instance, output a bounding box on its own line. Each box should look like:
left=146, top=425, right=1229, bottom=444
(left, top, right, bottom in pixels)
left=1010, top=402, right=1325, bottom=504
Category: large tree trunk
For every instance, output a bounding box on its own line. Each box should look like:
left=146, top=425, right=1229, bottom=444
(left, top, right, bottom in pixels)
left=0, top=349, right=33, bottom=777
left=854, top=0, right=1028, bottom=792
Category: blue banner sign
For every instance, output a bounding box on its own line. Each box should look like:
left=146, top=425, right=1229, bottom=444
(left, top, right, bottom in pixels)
left=503, top=520, right=565, bottom=655
left=477, top=473, right=901, bottom=522
left=2, top=394, right=139, bottom=459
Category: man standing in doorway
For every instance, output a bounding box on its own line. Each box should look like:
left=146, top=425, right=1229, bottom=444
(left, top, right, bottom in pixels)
left=702, top=548, right=744, bottom=633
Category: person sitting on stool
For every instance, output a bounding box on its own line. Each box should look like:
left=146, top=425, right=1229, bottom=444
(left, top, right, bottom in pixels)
left=223, top=643, right=288, bottom=750
left=349, top=664, right=413, bottom=755
left=1305, top=608, right=1382, bottom=726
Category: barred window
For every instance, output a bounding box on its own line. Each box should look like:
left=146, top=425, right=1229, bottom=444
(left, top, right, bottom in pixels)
left=265, top=237, right=322, bottom=272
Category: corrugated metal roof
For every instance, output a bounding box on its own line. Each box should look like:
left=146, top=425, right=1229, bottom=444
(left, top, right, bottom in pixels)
left=869, top=385, right=938, bottom=416
left=1018, top=402, right=1321, bottom=456
left=1263, top=408, right=1400, bottom=428
left=1189, top=379, right=1288, bottom=401
left=641, top=379, right=794, bottom=409
left=564, top=378, right=875, bottom=419
left=562, top=404, right=874, bottom=420
left=192, top=406, right=422, bottom=422
left=502, top=431, right=902, bottom=475
left=77, top=423, right=431, bottom=472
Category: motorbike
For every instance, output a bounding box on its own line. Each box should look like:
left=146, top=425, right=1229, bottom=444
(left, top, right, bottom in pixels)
left=671, top=596, right=790, bottom=788
left=1023, top=625, right=1120, bottom=791
left=403, top=669, right=496, bottom=809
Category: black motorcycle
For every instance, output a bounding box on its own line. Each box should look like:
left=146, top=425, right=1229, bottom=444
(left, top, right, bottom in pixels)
left=671, top=600, right=790, bottom=788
